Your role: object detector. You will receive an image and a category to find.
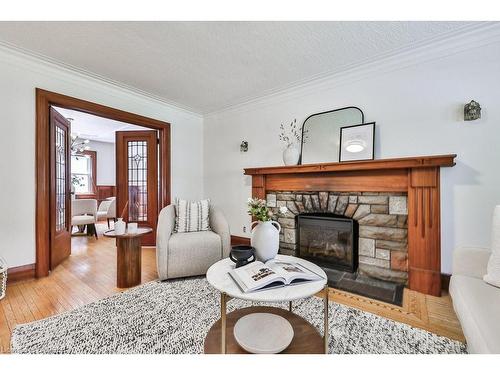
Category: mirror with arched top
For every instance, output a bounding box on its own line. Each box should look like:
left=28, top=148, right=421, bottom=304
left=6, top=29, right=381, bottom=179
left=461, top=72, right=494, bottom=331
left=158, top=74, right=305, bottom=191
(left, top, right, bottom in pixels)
left=299, top=107, right=364, bottom=164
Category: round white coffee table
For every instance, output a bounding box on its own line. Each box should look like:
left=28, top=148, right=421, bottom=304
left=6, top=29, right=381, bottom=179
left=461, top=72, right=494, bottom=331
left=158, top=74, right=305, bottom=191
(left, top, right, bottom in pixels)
left=205, top=254, right=328, bottom=354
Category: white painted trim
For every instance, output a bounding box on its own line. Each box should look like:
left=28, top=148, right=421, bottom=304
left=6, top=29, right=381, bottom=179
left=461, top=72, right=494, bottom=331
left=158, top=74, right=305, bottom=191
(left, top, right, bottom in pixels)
left=0, top=41, right=203, bottom=118
left=205, top=22, right=500, bottom=117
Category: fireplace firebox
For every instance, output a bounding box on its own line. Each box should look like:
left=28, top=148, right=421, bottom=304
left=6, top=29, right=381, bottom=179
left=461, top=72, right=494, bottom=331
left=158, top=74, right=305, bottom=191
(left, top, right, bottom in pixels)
left=296, top=213, right=358, bottom=273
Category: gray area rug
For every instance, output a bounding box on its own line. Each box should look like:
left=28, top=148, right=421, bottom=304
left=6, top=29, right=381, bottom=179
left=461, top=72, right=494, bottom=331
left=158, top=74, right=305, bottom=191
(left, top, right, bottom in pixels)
left=11, top=278, right=467, bottom=354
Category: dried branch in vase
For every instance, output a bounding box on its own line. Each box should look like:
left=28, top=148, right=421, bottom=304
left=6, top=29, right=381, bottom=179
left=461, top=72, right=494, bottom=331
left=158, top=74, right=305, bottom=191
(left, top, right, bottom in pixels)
left=120, top=201, right=129, bottom=221
left=279, top=118, right=308, bottom=147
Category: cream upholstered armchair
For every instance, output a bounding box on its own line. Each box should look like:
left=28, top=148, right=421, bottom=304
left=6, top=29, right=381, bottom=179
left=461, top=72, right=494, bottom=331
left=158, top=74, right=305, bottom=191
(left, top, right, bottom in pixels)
left=156, top=204, right=230, bottom=280
left=97, top=197, right=117, bottom=228
left=71, top=199, right=98, bottom=238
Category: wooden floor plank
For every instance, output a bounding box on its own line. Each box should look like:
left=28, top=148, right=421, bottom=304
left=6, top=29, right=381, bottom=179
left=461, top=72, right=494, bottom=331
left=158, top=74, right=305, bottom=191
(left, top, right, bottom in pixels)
left=2, top=287, right=22, bottom=325
left=0, top=333, right=11, bottom=353
left=18, top=285, right=44, bottom=322
left=1, top=291, right=25, bottom=329
left=0, top=302, right=12, bottom=338
left=12, top=285, right=37, bottom=323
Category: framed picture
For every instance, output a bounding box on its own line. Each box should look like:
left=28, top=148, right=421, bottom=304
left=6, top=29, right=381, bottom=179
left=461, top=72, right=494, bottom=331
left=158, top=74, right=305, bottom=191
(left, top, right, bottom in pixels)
left=339, top=122, right=375, bottom=162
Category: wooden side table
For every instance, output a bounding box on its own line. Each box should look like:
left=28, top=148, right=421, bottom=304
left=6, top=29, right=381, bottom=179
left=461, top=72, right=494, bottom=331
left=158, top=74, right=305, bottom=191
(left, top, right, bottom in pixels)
left=104, top=227, right=152, bottom=288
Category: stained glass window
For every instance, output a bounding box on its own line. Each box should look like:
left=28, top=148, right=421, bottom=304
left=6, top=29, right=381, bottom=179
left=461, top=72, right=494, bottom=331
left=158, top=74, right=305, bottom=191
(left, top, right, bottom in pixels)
left=55, top=126, right=67, bottom=231
left=127, top=141, right=148, bottom=222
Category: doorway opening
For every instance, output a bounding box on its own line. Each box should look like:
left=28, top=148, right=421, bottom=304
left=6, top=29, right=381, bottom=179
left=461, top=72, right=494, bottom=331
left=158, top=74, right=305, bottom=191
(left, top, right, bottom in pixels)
left=36, top=89, right=171, bottom=278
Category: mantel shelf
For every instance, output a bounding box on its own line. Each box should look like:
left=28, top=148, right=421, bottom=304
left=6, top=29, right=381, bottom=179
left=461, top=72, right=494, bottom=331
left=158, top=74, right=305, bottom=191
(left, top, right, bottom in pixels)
left=244, top=154, right=456, bottom=176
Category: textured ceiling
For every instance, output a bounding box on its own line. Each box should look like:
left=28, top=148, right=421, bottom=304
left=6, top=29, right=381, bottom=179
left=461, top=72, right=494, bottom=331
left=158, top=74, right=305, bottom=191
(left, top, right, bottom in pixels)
left=0, top=21, right=479, bottom=113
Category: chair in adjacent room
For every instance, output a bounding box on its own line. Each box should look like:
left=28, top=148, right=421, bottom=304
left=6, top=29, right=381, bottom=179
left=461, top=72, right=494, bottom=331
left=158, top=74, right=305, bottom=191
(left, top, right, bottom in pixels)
left=97, top=197, right=117, bottom=228
left=71, top=198, right=98, bottom=238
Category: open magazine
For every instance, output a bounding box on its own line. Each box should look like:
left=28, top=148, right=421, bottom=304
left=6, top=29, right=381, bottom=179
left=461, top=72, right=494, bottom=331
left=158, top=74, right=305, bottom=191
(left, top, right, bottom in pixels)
left=229, top=259, right=324, bottom=293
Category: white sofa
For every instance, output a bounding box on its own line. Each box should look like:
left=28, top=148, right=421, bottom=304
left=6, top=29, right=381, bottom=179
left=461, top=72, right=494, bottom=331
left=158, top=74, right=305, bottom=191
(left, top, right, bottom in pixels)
left=449, top=246, right=500, bottom=353
left=156, top=204, right=231, bottom=280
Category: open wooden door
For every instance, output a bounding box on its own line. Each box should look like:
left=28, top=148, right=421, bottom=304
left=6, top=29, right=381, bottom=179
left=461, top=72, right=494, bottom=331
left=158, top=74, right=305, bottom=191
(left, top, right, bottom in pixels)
left=49, top=107, right=72, bottom=269
left=116, top=130, right=158, bottom=245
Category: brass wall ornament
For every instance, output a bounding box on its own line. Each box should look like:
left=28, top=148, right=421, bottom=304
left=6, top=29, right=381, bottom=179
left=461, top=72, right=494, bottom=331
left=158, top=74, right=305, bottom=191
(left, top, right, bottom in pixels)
left=464, top=100, right=481, bottom=121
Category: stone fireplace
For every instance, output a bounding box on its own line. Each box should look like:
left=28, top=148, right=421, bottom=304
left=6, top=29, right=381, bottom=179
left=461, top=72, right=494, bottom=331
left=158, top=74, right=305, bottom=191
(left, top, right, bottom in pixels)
left=245, top=155, right=456, bottom=296
left=267, top=191, right=409, bottom=284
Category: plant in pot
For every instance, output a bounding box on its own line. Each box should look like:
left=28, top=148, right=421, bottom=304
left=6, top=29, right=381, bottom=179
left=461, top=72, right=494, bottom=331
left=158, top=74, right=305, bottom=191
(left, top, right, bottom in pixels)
left=279, top=119, right=308, bottom=166
left=247, top=197, right=288, bottom=262
left=71, top=175, right=83, bottom=196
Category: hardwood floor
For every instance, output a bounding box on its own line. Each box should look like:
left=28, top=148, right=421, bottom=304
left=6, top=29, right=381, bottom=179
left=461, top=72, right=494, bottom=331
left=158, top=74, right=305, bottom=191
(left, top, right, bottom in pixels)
left=0, top=224, right=157, bottom=353
left=0, top=224, right=464, bottom=353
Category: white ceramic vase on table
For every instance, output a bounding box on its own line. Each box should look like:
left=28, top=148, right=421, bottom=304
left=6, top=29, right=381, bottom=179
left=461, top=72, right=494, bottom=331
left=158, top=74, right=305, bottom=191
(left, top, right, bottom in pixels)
left=114, top=218, right=126, bottom=235
left=250, top=220, right=282, bottom=262
left=283, top=143, right=300, bottom=166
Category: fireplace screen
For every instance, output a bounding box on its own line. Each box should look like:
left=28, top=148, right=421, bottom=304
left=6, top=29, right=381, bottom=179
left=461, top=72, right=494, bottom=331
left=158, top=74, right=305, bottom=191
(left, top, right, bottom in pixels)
left=296, top=213, right=358, bottom=273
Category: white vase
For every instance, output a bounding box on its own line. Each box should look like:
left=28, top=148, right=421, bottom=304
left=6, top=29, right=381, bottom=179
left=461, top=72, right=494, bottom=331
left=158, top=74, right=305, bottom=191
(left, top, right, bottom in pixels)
left=115, top=218, right=126, bottom=235
left=283, top=144, right=300, bottom=166
left=250, top=221, right=282, bottom=262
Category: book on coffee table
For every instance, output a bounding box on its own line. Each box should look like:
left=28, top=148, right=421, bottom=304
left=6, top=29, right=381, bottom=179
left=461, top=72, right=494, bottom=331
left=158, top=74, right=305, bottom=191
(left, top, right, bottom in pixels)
left=229, top=259, right=324, bottom=293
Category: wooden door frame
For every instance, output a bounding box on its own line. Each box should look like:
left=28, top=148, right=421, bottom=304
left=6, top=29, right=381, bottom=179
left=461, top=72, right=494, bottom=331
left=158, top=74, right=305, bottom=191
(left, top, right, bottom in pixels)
left=36, top=88, right=171, bottom=278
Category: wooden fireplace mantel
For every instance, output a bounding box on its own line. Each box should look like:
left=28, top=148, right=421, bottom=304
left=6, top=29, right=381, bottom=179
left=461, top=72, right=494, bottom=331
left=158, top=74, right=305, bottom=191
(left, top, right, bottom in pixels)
left=244, top=154, right=456, bottom=296
left=244, top=155, right=456, bottom=176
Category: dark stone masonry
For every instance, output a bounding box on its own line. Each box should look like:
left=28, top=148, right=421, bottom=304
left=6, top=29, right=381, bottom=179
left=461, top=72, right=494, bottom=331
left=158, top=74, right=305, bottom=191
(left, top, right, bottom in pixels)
left=267, top=191, right=409, bottom=284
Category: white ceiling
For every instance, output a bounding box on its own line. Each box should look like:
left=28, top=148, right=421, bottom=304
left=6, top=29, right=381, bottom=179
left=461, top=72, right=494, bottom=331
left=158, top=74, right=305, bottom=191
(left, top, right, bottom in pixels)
left=0, top=21, right=480, bottom=113
left=53, top=106, right=147, bottom=143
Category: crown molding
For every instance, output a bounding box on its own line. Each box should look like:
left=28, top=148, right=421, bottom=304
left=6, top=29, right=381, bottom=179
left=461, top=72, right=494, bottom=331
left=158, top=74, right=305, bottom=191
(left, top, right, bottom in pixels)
left=204, top=22, right=500, bottom=117
left=0, top=41, right=204, bottom=118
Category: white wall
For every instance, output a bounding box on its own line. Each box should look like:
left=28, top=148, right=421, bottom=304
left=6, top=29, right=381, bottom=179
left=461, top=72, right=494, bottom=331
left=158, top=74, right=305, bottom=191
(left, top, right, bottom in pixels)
left=0, top=46, right=204, bottom=268
left=204, top=38, right=500, bottom=274
left=87, top=140, right=116, bottom=186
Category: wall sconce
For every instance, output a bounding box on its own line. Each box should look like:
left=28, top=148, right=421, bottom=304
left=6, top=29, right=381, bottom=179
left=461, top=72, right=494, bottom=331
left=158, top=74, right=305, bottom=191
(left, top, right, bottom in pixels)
left=464, top=100, right=481, bottom=121
left=240, top=141, right=248, bottom=152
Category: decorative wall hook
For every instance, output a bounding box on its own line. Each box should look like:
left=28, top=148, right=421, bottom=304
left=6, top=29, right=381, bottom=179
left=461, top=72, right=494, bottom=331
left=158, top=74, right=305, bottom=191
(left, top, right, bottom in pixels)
left=240, top=140, right=248, bottom=152
left=464, top=100, right=481, bottom=121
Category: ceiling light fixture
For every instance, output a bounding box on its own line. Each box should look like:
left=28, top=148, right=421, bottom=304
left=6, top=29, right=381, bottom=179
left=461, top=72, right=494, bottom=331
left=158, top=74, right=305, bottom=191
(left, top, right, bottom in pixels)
left=71, top=134, right=91, bottom=155
left=68, top=118, right=91, bottom=155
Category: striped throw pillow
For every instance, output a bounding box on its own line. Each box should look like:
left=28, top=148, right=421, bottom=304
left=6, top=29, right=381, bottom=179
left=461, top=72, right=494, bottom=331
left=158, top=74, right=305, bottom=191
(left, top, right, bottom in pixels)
left=174, top=199, right=211, bottom=233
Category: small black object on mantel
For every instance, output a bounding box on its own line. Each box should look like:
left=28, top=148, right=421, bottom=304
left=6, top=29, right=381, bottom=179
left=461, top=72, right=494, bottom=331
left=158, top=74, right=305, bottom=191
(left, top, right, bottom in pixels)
left=464, top=100, right=481, bottom=121
left=230, top=245, right=255, bottom=268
